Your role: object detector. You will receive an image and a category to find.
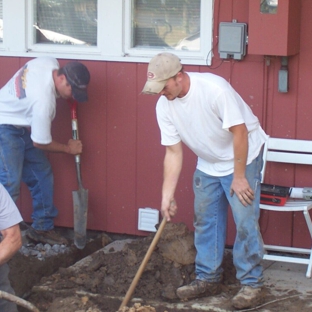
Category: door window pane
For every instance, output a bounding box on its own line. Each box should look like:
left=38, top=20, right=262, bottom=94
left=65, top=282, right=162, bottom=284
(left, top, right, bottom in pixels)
left=260, top=0, right=278, bottom=14
left=33, top=0, right=97, bottom=46
left=132, top=0, right=201, bottom=51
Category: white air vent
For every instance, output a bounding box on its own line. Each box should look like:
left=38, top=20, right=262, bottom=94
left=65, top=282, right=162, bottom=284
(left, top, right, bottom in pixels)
left=138, top=208, right=159, bottom=232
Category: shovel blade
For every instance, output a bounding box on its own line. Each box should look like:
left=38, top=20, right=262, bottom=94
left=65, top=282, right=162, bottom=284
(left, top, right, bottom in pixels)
left=73, top=188, right=88, bottom=249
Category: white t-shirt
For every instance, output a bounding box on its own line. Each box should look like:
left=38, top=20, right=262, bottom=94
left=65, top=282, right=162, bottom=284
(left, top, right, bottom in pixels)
left=0, top=184, right=23, bottom=231
left=156, top=72, right=268, bottom=176
left=0, top=57, right=59, bottom=144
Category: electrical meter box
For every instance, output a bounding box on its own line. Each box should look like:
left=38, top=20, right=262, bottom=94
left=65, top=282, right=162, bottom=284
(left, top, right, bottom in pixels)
left=248, top=0, right=301, bottom=56
left=218, top=21, right=247, bottom=60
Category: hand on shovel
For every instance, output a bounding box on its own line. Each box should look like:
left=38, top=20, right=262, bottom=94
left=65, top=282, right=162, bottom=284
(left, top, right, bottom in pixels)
left=161, top=199, right=177, bottom=221
left=66, top=138, right=83, bottom=155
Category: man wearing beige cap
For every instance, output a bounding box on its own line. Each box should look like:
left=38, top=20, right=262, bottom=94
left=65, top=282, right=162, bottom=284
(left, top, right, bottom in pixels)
left=142, top=52, right=268, bottom=309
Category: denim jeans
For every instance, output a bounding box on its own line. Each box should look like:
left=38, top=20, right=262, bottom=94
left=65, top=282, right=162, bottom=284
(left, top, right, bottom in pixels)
left=193, top=149, right=264, bottom=287
left=0, top=125, right=58, bottom=231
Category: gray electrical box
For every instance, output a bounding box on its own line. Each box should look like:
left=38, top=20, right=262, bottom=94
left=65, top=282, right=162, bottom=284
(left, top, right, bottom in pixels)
left=218, top=21, right=247, bottom=60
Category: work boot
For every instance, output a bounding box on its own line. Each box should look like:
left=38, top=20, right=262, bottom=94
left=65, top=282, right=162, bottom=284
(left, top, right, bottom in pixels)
left=176, top=279, right=221, bottom=301
left=26, top=227, right=69, bottom=245
left=232, top=286, right=263, bottom=309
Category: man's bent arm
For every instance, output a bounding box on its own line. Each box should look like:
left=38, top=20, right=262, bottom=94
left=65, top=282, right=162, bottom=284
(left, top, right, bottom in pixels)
left=33, top=139, right=82, bottom=155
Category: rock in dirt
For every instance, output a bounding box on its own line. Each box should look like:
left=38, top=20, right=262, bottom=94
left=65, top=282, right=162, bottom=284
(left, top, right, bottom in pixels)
left=119, top=302, right=157, bottom=312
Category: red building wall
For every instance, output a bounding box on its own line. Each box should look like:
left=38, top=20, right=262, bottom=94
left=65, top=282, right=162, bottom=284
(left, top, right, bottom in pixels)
left=0, top=0, right=311, bottom=249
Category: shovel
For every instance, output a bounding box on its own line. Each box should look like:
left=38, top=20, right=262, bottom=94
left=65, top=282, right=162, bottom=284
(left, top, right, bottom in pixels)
left=70, top=100, right=89, bottom=249
left=119, top=217, right=167, bottom=310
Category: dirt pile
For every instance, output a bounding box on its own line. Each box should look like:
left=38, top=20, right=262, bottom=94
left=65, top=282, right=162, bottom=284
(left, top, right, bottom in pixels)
left=8, top=222, right=312, bottom=312
left=15, top=223, right=237, bottom=312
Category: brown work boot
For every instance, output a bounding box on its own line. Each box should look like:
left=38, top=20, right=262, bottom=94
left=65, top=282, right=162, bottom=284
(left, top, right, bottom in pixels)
left=27, top=227, right=68, bottom=245
left=176, top=279, right=221, bottom=301
left=232, top=286, right=263, bottom=309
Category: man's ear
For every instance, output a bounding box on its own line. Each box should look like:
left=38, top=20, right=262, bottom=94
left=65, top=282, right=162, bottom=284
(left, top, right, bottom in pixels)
left=59, top=74, right=69, bottom=86
left=176, top=71, right=183, bottom=82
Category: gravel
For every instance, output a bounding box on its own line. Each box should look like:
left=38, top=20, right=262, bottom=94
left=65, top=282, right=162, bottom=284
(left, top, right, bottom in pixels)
left=19, top=242, right=71, bottom=260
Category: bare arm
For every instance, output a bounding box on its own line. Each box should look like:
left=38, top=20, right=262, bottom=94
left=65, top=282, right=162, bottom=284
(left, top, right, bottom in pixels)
left=0, top=224, right=22, bottom=266
left=161, top=142, right=183, bottom=221
left=33, top=139, right=82, bottom=155
left=229, top=123, right=254, bottom=206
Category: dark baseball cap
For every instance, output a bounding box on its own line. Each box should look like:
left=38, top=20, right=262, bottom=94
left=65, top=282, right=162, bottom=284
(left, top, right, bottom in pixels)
left=63, top=61, right=90, bottom=102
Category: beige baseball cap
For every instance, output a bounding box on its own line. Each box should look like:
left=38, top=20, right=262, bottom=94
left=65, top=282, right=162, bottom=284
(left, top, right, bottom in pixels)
left=142, top=52, right=182, bottom=94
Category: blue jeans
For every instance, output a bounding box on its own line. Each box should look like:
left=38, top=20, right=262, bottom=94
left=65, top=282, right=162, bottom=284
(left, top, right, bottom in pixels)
left=0, top=125, right=58, bottom=231
left=193, top=149, right=264, bottom=287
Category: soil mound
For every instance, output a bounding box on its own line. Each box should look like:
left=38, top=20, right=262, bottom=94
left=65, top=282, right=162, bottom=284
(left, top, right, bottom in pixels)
left=19, top=223, right=238, bottom=312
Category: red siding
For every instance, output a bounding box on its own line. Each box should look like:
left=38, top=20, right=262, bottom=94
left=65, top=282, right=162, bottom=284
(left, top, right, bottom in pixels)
left=1, top=0, right=312, bottom=249
left=248, top=0, right=301, bottom=56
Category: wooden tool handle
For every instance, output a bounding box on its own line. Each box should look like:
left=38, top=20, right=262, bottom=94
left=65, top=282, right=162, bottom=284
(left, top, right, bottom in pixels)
left=119, top=217, right=167, bottom=310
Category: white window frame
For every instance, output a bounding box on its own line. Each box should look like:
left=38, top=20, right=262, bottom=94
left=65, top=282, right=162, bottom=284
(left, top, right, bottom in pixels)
left=0, top=0, right=213, bottom=66
left=0, top=0, right=3, bottom=45
left=124, top=0, right=213, bottom=65
left=26, top=0, right=101, bottom=57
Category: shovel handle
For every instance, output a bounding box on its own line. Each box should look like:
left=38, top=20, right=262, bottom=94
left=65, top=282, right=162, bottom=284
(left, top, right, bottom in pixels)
left=119, top=217, right=167, bottom=310
left=69, top=100, right=83, bottom=187
left=70, top=101, right=80, bottom=164
left=70, top=100, right=78, bottom=120
left=71, top=101, right=79, bottom=141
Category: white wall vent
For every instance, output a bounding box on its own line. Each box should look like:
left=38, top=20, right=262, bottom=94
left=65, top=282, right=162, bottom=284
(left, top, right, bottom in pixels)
left=138, top=208, right=159, bottom=232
